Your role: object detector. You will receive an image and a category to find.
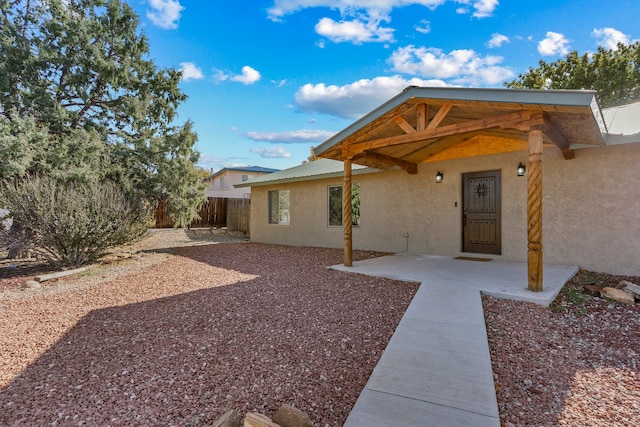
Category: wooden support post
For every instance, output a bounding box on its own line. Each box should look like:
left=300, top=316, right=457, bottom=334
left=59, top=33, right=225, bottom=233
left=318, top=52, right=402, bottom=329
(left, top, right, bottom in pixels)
left=343, top=157, right=353, bottom=267
left=416, top=103, right=427, bottom=131
left=527, top=128, right=544, bottom=291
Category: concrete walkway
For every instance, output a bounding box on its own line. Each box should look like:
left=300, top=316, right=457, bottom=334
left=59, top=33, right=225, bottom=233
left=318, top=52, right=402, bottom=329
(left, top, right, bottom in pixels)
left=331, top=254, right=578, bottom=427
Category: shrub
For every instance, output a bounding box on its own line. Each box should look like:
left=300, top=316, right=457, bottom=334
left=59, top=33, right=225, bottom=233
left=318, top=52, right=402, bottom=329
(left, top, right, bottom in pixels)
left=0, top=175, right=150, bottom=267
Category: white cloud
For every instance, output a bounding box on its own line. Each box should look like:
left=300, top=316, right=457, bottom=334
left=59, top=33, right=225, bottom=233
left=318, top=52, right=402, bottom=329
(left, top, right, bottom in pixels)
left=215, top=66, right=262, bottom=85
left=415, top=19, right=431, bottom=34
left=592, top=27, right=630, bottom=50
left=315, top=15, right=394, bottom=44
left=251, top=147, right=292, bottom=158
left=246, top=129, right=336, bottom=144
left=487, top=33, right=509, bottom=48
left=146, top=0, right=184, bottom=29
left=470, top=0, right=498, bottom=18
left=197, top=154, right=231, bottom=172
left=294, top=75, right=449, bottom=120
left=231, top=66, right=262, bottom=85
left=537, top=31, right=570, bottom=56
left=179, top=62, right=204, bottom=81
left=388, top=45, right=513, bottom=85
left=268, top=1, right=498, bottom=20
left=270, top=2, right=497, bottom=46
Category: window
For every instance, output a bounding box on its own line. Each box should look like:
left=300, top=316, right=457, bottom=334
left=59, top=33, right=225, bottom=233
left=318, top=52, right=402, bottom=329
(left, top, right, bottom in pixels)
left=241, top=174, right=249, bottom=182
left=219, top=176, right=225, bottom=188
left=268, top=189, right=290, bottom=224
left=328, top=184, right=360, bottom=227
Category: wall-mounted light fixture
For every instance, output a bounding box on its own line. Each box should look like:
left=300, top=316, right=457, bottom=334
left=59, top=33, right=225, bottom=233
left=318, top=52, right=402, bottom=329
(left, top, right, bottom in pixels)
left=517, top=162, right=526, bottom=177
left=435, top=171, right=444, bottom=183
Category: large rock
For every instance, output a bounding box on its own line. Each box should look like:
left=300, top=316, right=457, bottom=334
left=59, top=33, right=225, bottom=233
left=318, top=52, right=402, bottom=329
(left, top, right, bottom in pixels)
left=243, top=412, right=281, bottom=427
left=600, top=287, right=635, bottom=304
left=213, top=410, right=242, bottom=427
left=620, top=280, right=640, bottom=300
left=272, top=404, right=314, bottom=427
left=582, top=285, right=603, bottom=297
left=22, top=280, right=41, bottom=289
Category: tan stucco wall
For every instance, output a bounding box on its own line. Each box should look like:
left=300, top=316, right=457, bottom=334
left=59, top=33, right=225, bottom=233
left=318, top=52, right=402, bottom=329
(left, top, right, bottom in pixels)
left=250, top=142, right=640, bottom=275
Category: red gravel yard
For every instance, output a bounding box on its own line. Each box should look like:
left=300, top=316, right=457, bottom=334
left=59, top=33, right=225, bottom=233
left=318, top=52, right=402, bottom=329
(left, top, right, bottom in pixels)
left=2, top=233, right=639, bottom=426
left=0, top=243, right=418, bottom=426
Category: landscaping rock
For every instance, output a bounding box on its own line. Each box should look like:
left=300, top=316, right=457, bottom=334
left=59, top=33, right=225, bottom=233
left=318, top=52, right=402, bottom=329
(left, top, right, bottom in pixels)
left=619, top=280, right=640, bottom=300
left=100, top=255, right=119, bottom=264
left=22, top=280, right=41, bottom=289
left=243, top=412, right=281, bottom=427
left=272, top=404, right=314, bottom=427
left=582, top=285, right=603, bottom=297
left=213, top=410, right=241, bottom=427
left=35, top=267, right=86, bottom=282
left=600, top=287, right=635, bottom=304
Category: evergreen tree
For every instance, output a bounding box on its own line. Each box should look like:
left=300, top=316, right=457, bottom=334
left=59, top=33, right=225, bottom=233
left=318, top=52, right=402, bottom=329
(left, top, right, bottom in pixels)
left=0, top=0, right=205, bottom=227
left=504, top=42, right=640, bottom=108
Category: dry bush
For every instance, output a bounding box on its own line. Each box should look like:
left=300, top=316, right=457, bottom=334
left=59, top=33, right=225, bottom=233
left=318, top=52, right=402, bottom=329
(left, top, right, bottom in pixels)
left=0, top=175, right=148, bottom=267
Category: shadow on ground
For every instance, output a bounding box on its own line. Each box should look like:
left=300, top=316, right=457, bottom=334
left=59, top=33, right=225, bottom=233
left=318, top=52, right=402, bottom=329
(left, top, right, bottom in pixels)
left=0, top=243, right=416, bottom=426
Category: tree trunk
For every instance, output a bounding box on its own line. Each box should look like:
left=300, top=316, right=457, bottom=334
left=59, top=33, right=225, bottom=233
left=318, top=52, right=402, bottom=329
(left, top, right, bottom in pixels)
left=6, top=220, right=31, bottom=259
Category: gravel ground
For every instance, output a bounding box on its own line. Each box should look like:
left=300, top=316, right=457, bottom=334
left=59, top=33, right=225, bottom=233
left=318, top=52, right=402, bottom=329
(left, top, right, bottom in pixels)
left=0, top=230, right=417, bottom=426
left=1, top=229, right=639, bottom=426
left=484, top=271, right=640, bottom=426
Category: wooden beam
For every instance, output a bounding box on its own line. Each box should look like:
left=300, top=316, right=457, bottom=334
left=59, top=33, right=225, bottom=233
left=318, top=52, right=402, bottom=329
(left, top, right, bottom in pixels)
left=344, top=103, right=415, bottom=146
left=542, top=117, right=575, bottom=160
left=416, top=103, right=427, bottom=131
left=426, top=102, right=453, bottom=130
left=393, top=115, right=416, bottom=134
left=501, top=113, right=544, bottom=132
left=527, top=127, right=544, bottom=292
left=425, top=135, right=528, bottom=163
left=356, top=152, right=418, bottom=174
left=345, top=110, right=536, bottom=156
left=343, top=156, right=353, bottom=267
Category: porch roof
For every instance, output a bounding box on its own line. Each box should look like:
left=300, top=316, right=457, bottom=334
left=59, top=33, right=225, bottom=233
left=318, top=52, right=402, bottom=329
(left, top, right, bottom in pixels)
left=314, top=87, right=607, bottom=172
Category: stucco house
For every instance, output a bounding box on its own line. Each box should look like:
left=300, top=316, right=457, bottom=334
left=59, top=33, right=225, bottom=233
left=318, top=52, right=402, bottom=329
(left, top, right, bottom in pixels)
left=237, top=87, right=640, bottom=285
left=205, top=166, right=279, bottom=199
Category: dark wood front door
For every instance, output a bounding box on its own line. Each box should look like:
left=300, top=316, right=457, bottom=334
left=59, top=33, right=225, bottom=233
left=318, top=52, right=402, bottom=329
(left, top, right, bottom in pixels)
left=462, top=170, right=501, bottom=255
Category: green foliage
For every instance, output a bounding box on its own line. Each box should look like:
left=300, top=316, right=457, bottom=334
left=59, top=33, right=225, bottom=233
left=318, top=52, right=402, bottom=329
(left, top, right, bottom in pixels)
left=563, top=288, right=588, bottom=305
left=0, top=0, right=206, bottom=229
left=328, top=184, right=360, bottom=227
left=351, top=183, right=361, bottom=226
left=504, top=42, right=640, bottom=108
left=0, top=175, right=149, bottom=267
left=0, top=114, right=48, bottom=179
left=1, top=113, right=113, bottom=185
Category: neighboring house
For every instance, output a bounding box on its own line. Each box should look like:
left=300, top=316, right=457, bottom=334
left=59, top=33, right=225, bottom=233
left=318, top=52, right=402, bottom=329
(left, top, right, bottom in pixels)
left=205, top=166, right=279, bottom=199
left=237, top=87, right=640, bottom=282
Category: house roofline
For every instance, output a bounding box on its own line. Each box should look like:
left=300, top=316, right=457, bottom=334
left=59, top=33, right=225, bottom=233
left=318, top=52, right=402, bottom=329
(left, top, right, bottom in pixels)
left=314, top=86, right=605, bottom=157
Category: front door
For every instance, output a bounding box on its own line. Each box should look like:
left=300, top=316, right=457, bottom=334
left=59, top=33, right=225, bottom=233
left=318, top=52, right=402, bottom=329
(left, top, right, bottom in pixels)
left=462, top=170, right=501, bottom=255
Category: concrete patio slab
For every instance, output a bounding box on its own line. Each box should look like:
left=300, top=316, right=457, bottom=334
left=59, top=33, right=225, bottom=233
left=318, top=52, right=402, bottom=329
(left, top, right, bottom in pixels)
left=334, top=253, right=578, bottom=427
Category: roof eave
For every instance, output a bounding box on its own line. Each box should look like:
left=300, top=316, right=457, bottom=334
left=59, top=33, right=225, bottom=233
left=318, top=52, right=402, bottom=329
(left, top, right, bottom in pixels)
left=235, top=166, right=382, bottom=188
left=314, top=87, right=605, bottom=157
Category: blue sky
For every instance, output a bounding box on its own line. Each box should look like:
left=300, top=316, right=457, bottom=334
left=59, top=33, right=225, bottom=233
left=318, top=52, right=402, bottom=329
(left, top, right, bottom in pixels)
left=128, top=0, right=640, bottom=172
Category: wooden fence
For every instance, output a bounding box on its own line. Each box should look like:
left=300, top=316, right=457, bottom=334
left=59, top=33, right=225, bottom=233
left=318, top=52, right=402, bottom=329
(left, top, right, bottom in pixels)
left=154, top=197, right=250, bottom=232
left=226, top=198, right=251, bottom=233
